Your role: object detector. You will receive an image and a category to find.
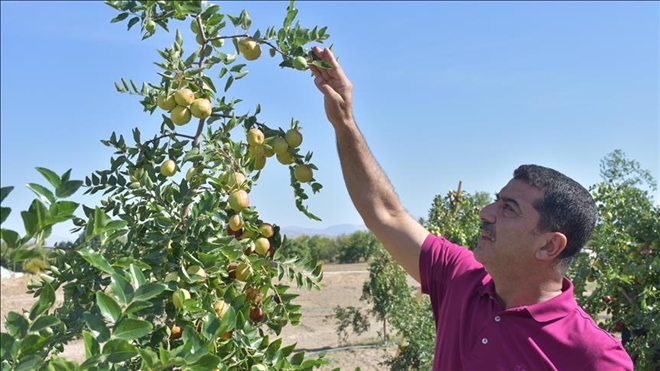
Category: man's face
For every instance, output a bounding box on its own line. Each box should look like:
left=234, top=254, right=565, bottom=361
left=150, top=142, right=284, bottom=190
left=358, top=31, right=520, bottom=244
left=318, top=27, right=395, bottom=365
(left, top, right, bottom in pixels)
left=474, top=179, right=548, bottom=273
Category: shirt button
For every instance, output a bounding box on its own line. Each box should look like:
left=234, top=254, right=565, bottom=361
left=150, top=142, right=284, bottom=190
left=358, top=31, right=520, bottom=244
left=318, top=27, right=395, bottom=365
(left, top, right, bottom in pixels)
left=481, top=338, right=488, bottom=344
left=494, top=316, right=501, bottom=322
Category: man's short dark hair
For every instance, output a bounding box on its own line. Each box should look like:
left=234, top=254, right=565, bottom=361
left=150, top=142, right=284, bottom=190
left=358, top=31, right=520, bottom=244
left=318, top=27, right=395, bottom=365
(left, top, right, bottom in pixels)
left=513, top=165, right=597, bottom=269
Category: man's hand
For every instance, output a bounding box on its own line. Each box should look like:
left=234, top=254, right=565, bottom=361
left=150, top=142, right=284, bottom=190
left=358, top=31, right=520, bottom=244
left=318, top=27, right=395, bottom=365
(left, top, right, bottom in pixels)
left=309, top=47, right=354, bottom=128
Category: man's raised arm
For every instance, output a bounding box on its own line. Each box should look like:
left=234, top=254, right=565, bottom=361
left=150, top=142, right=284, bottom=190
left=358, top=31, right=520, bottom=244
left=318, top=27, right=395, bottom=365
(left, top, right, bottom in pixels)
left=310, top=47, right=428, bottom=282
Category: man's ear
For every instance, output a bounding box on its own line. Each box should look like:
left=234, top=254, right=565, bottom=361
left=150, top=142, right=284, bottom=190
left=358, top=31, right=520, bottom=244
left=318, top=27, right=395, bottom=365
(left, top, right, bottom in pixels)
left=536, top=232, right=567, bottom=261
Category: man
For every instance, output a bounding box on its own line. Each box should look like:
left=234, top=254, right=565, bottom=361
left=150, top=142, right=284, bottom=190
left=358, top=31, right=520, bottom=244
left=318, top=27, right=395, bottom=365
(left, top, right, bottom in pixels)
left=309, top=46, right=633, bottom=370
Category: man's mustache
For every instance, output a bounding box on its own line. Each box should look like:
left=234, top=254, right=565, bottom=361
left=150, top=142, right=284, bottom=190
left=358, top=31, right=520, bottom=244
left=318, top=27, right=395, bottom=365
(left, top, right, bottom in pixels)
left=480, top=222, right=495, bottom=241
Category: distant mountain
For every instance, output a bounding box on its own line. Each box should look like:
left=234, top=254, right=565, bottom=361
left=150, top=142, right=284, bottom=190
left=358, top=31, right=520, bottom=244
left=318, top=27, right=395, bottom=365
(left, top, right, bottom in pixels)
left=279, top=224, right=367, bottom=238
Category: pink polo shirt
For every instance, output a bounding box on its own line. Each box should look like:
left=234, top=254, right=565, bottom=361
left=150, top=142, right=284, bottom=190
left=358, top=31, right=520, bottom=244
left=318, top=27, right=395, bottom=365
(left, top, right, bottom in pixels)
left=419, top=234, right=633, bottom=371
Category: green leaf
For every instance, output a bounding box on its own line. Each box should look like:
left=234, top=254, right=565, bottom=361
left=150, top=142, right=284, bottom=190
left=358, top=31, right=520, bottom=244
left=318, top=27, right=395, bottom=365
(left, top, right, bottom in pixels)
left=78, top=247, right=115, bottom=275
left=234, top=71, right=248, bottom=80
left=96, top=291, right=122, bottom=323
left=189, top=354, right=221, bottom=371
left=112, top=318, right=152, bottom=340
left=1, top=229, right=20, bottom=248
left=29, top=315, right=60, bottom=333
left=14, top=354, right=45, bottom=371
left=103, top=338, right=137, bottom=363
left=45, top=355, right=80, bottom=371
left=50, top=200, right=79, bottom=218
left=111, top=273, right=134, bottom=305
left=176, top=29, right=183, bottom=47
left=56, top=180, right=83, bottom=198
left=129, top=264, right=146, bottom=289
left=124, top=300, right=153, bottom=315
left=1, top=186, right=14, bottom=203
left=79, top=355, right=103, bottom=370
left=29, top=282, right=55, bottom=320
left=35, top=167, right=60, bottom=189
left=127, top=16, right=140, bottom=31
left=1, top=332, right=17, bottom=361
left=224, top=75, right=234, bottom=92
left=83, top=330, right=100, bottom=358
left=110, top=12, right=129, bottom=23
left=0, top=207, right=9, bottom=224
left=83, top=313, right=111, bottom=343
left=133, top=282, right=166, bottom=301
left=5, top=312, right=29, bottom=339
left=26, top=184, right=55, bottom=206
left=137, top=348, right=159, bottom=370
left=21, top=200, right=49, bottom=237
left=283, top=1, right=298, bottom=29
left=200, top=313, right=220, bottom=340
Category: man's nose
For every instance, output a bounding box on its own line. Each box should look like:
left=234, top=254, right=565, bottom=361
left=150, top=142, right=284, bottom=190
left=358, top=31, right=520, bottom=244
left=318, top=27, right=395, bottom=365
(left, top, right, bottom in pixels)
left=479, top=203, right=496, bottom=223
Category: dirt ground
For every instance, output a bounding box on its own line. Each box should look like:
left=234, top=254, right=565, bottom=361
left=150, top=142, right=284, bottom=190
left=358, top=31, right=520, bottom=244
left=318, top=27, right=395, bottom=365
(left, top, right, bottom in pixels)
left=0, top=263, right=419, bottom=370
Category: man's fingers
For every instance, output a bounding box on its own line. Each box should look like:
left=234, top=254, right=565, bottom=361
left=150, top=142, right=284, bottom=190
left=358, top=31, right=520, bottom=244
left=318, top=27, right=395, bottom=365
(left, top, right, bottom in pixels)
left=321, top=47, right=341, bottom=70
left=312, top=46, right=342, bottom=76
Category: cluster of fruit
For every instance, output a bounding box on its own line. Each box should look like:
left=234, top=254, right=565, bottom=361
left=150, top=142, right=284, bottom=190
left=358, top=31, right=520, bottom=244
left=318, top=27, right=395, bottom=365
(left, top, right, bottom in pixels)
left=166, top=220, right=278, bottom=342
left=246, top=127, right=313, bottom=182
left=157, top=88, right=212, bottom=126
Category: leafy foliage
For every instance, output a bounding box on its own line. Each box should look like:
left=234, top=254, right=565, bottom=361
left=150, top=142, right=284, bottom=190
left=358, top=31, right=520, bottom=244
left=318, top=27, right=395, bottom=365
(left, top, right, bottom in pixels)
left=570, top=150, right=660, bottom=370
left=337, top=231, right=383, bottom=264
left=423, top=184, right=491, bottom=249
left=324, top=306, right=370, bottom=345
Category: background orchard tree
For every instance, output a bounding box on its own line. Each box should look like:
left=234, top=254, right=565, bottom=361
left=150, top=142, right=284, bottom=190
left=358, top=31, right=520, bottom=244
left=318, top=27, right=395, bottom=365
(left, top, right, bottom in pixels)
left=571, top=150, right=660, bottom=370
left=423, top=182, right=491, bottom=249
left=328, top=186, right=488, bottom=370
left=0, top=1, right=336, bottom=370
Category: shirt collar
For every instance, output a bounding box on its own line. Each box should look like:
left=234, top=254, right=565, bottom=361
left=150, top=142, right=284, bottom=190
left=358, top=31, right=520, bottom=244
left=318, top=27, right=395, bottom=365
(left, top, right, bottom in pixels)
left=478, top=276, right=576, bottom=323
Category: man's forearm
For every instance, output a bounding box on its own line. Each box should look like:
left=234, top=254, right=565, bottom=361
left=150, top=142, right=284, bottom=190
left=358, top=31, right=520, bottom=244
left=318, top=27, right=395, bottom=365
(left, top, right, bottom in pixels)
left=333, top=119, right=404, bottom=229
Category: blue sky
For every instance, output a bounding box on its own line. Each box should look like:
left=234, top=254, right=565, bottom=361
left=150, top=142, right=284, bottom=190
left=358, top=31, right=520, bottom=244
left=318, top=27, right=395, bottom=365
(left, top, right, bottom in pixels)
left=1, top=1, right=658, bottom=243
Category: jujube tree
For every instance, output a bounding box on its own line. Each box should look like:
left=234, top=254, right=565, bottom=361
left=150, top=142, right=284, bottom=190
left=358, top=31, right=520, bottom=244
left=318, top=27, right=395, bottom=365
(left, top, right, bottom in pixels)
left=0, top=1, right=336, bottom=370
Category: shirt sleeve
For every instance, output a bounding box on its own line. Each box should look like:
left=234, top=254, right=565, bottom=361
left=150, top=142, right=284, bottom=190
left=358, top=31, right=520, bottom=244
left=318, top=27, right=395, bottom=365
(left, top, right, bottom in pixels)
left=584, top=344, right=634, bottom=371
left=419, top=234, right=481, bottom=306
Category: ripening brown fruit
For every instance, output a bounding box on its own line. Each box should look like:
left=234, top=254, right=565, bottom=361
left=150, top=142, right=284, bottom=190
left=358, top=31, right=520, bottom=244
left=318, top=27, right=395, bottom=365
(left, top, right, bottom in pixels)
left=245, top=287, right=263, bottom=304
left=227, top=225, right=242, bottom=239
left=227, top=262, right=238, bottom=279
left=170, top=324, right=183, bottom=340
left=249, top=306, right=265, bottom=322
left=220, top=331, right=232, bottom=340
